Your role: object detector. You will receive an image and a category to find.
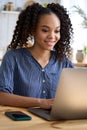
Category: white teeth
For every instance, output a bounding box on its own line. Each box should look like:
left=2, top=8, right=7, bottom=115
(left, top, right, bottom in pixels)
left=46, top=41, right=54, bottom=43
left=46, top=42, right=55, bottom=46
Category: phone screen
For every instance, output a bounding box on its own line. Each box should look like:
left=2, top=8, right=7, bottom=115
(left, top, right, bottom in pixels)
left=5, top=111, right=32, bottom=121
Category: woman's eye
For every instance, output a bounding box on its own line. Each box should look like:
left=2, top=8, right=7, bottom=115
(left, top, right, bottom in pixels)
left=42, top=29, right=48, bottom=32
left=55, top=30, right=60, bottom=33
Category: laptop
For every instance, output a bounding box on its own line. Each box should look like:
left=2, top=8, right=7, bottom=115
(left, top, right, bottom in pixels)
left=28, top=68, right=87, bottom=121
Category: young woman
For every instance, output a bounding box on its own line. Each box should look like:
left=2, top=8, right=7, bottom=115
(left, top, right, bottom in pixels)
left=0, top=3, right=73, bottom=108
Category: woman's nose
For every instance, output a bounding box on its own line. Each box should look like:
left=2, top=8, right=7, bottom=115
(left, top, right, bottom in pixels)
left=48, top=32, right=55, bottom=39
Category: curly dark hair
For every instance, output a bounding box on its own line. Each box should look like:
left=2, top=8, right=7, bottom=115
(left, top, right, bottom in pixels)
left=7, top=3, right=73, bottom=61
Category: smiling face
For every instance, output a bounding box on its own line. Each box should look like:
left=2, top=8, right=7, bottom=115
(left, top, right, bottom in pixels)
left=33, top=13, right=61, bottom=51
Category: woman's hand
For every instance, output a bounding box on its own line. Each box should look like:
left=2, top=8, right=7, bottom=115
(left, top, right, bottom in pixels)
left=38, top=98, right=54, bottom=109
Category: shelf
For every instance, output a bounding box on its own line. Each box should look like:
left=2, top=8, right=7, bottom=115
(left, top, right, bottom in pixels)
left=0, top=10, right=20, bottom=14
left=73, top=62, right=87, bottom=67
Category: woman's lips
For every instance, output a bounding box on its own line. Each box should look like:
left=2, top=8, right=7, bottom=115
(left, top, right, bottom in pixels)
left=45, top=41, right=55, bottom=46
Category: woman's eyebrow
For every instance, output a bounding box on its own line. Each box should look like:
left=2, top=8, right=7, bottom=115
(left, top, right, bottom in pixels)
left=41, top=25, right=49, bottom=28
left=41, top=25, right=60, bottom=29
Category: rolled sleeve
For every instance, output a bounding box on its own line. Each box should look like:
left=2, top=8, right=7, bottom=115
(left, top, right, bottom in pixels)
left=0, top=52, right=14, bottom=93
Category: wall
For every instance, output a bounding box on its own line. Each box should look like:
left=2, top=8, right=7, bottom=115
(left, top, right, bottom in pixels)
left=0, top=11, right=19, bottom=58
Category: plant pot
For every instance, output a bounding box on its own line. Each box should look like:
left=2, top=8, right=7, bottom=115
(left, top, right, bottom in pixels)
left=76, top=50, right=84, bottom=62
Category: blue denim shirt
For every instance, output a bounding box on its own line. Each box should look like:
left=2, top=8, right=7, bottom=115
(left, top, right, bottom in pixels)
left=0, top=48, right=74, bottom=98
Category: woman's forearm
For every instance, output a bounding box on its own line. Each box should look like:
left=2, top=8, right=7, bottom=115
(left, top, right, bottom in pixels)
left=0, top=91, right=40, bottom=108
left=0, top=91, right=54, bottom=109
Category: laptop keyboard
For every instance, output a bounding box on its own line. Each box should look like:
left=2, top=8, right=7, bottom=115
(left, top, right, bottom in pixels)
left=28, top=107, right=51, bottom=115
left=28, top=107, right=52, bottom=120
left=39, top=108, right=51, bottom=114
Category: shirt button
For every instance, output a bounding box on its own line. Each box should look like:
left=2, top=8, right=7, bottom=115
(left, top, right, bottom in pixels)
left=42, top=69, right=44, bottom=72
left=42, top=79, right=45, bottom=83
left=43, top=90, right=46, bottom=94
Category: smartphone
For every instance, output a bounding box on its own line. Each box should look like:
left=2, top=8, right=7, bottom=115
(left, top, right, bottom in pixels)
left=5, top=111, right=32, bottom=121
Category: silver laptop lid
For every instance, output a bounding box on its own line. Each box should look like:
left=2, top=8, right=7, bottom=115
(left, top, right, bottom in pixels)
left=51, top=68, right=87, bottom=120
